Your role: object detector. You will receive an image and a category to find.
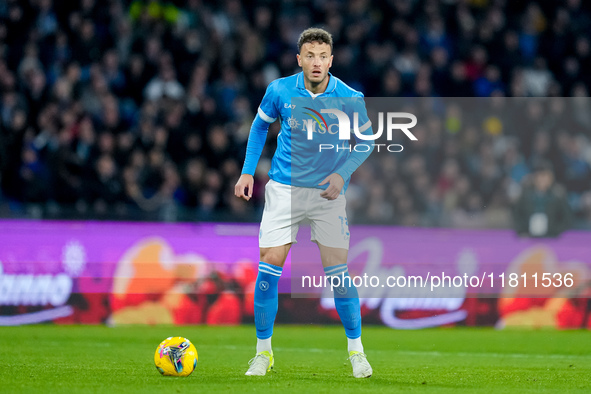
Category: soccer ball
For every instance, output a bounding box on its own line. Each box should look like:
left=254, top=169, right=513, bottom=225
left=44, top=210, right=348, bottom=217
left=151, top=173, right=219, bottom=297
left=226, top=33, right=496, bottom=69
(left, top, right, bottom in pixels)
left=154, top=337, right=198, bottom=376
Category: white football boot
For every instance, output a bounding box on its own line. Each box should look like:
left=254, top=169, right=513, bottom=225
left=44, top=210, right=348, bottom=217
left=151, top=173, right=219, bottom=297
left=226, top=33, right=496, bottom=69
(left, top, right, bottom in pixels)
left=245, top=351, right=274, bottom=376
left=349, top=351, right=372, bottom=378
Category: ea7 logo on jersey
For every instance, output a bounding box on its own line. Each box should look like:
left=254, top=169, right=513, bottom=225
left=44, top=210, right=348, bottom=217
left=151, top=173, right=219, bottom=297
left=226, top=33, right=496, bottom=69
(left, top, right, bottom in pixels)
left=284, top=103, right=296, bottom=109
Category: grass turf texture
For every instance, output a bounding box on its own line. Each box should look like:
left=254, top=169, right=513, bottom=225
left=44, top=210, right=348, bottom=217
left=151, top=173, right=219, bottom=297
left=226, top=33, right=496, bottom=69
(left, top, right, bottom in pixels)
left=0, top=325, right=589, bottom=393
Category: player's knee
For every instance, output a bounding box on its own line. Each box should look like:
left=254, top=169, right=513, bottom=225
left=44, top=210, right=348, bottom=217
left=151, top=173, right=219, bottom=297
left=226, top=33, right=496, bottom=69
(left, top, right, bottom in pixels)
left=320, top=248, right=348, bottom=267
left=260, top=247, right=287, bottom=268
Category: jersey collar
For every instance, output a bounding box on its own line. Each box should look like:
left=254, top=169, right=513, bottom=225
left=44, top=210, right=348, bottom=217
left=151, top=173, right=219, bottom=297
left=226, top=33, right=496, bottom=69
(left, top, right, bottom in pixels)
left=296, top=72, right=337, bottom=95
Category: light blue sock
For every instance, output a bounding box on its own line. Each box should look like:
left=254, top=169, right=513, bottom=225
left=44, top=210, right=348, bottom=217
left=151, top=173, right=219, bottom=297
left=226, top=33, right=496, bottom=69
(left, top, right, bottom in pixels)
left=324, top=264, right=361, bottom=339
left=254, top=262, right=282, bottom=340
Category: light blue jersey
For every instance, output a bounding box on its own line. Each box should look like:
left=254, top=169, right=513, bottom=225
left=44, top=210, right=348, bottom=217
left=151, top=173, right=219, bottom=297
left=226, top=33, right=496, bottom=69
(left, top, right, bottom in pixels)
left=242, top=72, right=373, bottom=192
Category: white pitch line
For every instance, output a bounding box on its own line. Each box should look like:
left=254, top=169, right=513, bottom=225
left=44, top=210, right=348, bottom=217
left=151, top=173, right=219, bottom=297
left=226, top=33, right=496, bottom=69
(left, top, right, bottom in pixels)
left=218, top=345, right=591, bottom=359
left=396, top=350, right=591, bottom=360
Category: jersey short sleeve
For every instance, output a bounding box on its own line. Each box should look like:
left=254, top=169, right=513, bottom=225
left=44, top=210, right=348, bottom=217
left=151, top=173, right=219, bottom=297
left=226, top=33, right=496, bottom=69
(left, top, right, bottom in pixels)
left=258, top=80, right=280, bottom=123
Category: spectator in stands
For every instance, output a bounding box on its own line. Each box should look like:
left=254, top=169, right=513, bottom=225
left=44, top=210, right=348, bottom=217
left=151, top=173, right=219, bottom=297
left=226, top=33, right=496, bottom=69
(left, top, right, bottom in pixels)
left=513, top=160, right=573, bottom=237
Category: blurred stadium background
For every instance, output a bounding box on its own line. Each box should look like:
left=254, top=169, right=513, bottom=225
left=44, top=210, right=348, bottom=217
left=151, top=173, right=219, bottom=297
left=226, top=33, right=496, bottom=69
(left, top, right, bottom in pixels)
left=1, top=0, right=591, bottom=333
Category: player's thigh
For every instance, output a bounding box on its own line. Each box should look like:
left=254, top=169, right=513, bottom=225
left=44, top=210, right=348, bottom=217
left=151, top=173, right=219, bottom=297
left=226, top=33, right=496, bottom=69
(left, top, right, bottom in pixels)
left=309, top=193, right=350, bottom=251
left=259, top=179, right=303, bottom=250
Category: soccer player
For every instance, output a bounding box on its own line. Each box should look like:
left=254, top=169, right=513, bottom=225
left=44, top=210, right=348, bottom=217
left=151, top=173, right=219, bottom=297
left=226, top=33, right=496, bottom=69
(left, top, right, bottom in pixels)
left=234, top=28, right=373, bottom=378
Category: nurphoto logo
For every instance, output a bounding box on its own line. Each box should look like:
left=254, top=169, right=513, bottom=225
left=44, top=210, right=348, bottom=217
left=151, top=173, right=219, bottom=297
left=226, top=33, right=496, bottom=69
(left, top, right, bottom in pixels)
left=304, top=108, right=418, bottom=152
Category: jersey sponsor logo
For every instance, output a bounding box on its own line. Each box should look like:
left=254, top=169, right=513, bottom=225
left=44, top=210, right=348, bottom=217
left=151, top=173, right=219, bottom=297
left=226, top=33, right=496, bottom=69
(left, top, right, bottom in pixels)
left=303, top=107, right=328, bottom=133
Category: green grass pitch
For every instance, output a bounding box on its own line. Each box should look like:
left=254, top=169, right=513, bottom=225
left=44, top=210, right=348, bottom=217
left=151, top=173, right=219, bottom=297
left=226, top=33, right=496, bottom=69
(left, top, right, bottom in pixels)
left=0, top=324, right=590, bottom=393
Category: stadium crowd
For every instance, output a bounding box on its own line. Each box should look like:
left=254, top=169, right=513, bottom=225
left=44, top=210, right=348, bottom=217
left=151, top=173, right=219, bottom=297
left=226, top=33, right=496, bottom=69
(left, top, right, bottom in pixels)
left=0, top=0, right=591, bottom=229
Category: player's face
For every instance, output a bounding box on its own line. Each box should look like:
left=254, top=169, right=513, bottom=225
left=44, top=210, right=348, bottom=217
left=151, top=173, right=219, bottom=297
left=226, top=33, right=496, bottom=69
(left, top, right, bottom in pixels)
left=297, top=42, right=333, bottom=88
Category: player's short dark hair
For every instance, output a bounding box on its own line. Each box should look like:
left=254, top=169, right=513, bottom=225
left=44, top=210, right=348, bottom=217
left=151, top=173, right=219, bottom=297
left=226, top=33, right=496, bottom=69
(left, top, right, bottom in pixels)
left=297, top=28, right=333, bottom=53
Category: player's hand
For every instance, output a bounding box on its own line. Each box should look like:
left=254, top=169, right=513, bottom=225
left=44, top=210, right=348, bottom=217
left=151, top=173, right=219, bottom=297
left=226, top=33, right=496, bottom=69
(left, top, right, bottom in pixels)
left=235, top=174, right=254, bottom=201
left=318, top=173, right=344, bottom=200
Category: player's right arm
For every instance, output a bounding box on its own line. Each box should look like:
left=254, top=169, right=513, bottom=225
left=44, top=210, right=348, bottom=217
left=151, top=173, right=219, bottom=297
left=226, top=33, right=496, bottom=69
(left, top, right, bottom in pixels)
left=235, top=81, right=280, bottom=201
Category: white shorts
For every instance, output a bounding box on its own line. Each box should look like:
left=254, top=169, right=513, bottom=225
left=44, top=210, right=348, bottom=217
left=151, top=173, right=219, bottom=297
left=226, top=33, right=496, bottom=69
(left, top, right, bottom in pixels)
left=259, top=179, right=350, bottom=249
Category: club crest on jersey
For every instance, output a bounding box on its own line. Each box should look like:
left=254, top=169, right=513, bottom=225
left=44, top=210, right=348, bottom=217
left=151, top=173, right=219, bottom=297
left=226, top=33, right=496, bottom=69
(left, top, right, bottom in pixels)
left=287, top=117, right=300, bottom=129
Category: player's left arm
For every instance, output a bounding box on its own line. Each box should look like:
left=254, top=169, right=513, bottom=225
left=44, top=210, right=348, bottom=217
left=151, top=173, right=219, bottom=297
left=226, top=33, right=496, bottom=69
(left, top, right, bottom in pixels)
left=319, top=94, right=373, bottom=200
